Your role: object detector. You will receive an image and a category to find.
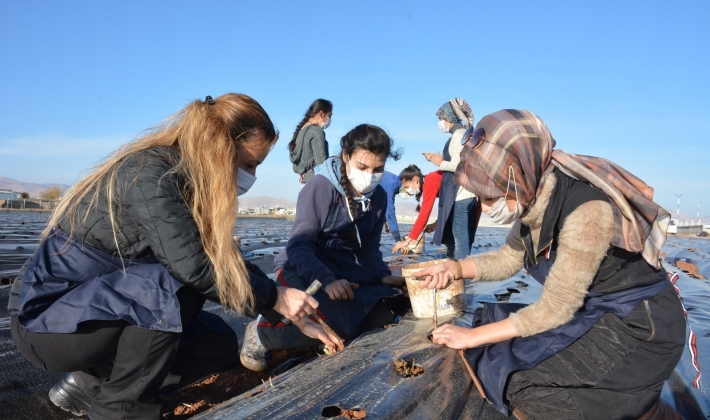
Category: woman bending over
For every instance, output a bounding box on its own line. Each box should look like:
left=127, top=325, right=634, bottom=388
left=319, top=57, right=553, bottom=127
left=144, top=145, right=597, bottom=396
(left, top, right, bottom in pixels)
left=10, top=94, right=329, bottom=419
left=416, top=109, right=685, bottom=419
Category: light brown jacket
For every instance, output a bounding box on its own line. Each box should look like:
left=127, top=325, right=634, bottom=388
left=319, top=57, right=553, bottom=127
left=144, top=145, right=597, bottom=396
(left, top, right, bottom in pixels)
left=470, top=173, right=615, bottom=337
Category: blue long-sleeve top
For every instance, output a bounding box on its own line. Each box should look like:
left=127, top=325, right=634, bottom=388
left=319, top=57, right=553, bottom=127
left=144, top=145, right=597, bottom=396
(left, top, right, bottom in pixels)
left=274, top=174, right=392, bottom=287
left=379, top=171, right=402, bottom=241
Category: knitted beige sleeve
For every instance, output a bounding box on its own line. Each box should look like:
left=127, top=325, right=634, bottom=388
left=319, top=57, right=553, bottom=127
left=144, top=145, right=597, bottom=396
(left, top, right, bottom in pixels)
left=469, top=220, right=526, bottom=282
left=509, top=200, right=615, bottom=337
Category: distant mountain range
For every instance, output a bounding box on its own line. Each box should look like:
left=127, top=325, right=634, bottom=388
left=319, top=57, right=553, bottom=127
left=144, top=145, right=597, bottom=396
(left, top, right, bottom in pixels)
left=0, top=177, right=70, bottom=198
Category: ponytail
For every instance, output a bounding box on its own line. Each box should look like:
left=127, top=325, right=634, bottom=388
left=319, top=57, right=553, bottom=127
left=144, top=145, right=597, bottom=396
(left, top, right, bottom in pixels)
left=288, top=99, right=333, bottom=152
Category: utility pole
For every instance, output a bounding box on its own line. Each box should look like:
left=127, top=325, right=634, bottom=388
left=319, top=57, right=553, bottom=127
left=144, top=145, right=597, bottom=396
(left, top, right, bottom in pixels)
left=676, top=194, right=682, bottom=221
left=698, top=201, right=702, bottom=225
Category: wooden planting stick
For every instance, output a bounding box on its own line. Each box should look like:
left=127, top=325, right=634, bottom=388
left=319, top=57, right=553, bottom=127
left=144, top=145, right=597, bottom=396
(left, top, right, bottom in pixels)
left=313, top=312, right=344, bottom=351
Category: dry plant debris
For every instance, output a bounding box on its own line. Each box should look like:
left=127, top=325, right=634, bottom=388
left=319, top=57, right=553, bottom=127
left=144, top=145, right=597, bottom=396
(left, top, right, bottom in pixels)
left=160, top=348, right=316, bottom=418
left=321, top=405, right=367, bottom=418
left=675, top=260, right=706, bottom=279
left=394, top=358, right=426, bottom=378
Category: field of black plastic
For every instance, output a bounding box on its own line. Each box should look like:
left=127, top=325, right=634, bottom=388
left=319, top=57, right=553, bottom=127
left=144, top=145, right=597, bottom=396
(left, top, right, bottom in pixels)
left=192, top=315, right=507, bottom=420
left=2, top=210, right=710, bottom=419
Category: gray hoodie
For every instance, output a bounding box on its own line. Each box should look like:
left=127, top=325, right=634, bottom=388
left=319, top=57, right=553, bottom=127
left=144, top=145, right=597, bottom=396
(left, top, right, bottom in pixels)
left=289, top=124, right=329, bottom=181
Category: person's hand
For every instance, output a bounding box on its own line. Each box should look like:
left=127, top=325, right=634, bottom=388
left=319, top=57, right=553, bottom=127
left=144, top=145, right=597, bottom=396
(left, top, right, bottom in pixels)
left=431, top=324, right=479, bottom=349
left=413, top=260, right=458, bottom=289
left=424, top=221, right=437, bottom=234
left=423, top=152, right=444, bottom=166
left=293, top=317, right=343, bottom=350
left=272, top=286, right=319, bottom=321
left=381, top=275, right=406, bottom=288
left=392, top=238, right=412, bottom=254
left=384, top=222, right=390, bottom=233
left=324, top=280, right=359, bottom=300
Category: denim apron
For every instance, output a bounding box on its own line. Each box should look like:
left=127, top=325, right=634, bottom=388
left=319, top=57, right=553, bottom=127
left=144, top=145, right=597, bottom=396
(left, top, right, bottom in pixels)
left=277, top=215, right=400, bottom=337
left=463, top=253, right=670, bottom=414
left=18, top=228, right=184, bottom=334
left=433, top=137, right=458, bottom=246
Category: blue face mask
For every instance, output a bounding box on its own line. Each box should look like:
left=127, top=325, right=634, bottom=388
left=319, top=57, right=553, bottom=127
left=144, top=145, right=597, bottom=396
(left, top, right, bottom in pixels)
left=237, top=168, right=256, bottom=196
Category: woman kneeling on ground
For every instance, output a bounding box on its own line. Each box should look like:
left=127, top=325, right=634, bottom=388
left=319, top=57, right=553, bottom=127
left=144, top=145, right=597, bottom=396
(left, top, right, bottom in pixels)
left=415, top=109, right=686, bottom=419
left=9, top=94, right=336, bottom=420
left=241, top=124, right=410, bottom=371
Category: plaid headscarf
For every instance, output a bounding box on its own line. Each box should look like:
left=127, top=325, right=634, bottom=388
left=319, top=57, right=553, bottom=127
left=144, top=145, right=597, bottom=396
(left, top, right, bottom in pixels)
left=455, top=109, right=670, bottom=268
left=436, top=98, right=474, bottom=127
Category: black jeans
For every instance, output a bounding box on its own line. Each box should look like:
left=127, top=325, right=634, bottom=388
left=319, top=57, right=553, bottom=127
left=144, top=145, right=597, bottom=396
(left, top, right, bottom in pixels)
left=12, top=288, right=236, bottom=420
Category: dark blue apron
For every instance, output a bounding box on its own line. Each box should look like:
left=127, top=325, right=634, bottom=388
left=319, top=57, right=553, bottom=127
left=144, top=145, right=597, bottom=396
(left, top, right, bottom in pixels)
left=433, top=136, right=458, bottom=246
left=18, top=229, right=184, bottom=334
left=277, top=220, right=398, bottom=337
left=464, top=255, right=671, bottom=414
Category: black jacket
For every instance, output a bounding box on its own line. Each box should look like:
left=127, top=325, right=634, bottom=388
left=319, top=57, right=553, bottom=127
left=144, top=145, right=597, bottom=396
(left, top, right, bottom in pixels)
left=52, top=146, right=277, bottom=315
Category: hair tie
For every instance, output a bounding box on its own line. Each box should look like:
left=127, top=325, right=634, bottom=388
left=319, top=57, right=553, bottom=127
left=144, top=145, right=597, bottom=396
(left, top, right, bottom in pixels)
left=204, top=96, right=215, bottom=105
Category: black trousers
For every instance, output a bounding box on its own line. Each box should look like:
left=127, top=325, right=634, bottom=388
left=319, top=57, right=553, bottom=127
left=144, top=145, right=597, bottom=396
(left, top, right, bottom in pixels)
left=12, top=288, right=239, bottom=420
left=506, top=286, right=686, bottom=420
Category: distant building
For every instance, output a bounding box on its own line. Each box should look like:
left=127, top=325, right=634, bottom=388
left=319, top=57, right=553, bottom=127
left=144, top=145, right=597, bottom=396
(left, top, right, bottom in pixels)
left=238, top=205, right=296, bottom=216
left=0, top=190, right=20, bottom=201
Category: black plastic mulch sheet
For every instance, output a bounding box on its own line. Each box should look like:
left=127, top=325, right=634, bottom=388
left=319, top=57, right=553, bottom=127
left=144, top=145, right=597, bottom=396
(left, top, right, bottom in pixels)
left=194, top=315, right=509, bottom=420
left=0, top=287, right=66, bottom=420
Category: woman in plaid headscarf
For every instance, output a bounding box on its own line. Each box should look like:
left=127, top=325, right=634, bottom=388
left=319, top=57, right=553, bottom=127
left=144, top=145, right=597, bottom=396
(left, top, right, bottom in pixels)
left=415, top=110, right=685, bottom=419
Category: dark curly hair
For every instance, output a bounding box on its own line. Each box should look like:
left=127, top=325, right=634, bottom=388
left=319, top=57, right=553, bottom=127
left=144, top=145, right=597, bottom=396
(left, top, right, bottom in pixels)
left=339, top=124, right=402, bottom=219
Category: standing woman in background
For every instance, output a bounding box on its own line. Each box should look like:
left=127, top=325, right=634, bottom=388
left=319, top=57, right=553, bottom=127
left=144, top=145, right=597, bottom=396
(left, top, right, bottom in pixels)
left=289, top=99, right=333, bottom=184
left=423, top=98, right=481, bottom=260
left=9, top=94, right=333, bottom=419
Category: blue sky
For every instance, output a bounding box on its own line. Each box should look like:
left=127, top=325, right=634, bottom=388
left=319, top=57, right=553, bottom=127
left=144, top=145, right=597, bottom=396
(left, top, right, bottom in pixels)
left=1, top=1, right=708, bottom=217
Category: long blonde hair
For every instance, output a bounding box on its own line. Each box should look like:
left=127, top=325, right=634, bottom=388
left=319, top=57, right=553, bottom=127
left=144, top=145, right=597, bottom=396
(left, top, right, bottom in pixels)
left=42, top=93, right=278, bottom=314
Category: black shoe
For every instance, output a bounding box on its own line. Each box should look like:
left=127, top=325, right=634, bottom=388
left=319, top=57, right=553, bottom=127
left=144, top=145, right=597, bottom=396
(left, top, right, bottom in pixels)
left=48, top=372, right=92, bottom=416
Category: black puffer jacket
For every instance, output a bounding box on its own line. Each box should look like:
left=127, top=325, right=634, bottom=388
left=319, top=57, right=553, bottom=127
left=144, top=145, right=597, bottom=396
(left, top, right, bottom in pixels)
left=50, top=146, right=277, bottom=315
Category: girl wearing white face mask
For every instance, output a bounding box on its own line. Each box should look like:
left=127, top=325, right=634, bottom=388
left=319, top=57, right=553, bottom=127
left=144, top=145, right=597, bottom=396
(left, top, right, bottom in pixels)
left=11, top=94, right=332, bottom=418
left=289, top=99, right=333, bottom=185
left=241, top=124, right=412, bottom=372
left=423, top=98, right=481, bottom=260
left=378, top=164, right=424, bottom=242
left=414, top=110, right=684, bottom=420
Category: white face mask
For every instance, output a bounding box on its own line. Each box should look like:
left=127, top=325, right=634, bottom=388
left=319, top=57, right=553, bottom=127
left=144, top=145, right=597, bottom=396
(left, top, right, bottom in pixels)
left=398, top=190, right=412, bottom=199
left=321, top=117, right=331, bottom=130
left=485, top=198, right=523, bottom=225
left=438, top=120, right=450, bottom=133
left=237, top=168, right=256, bottom=196
left=347, top=163, right=383, bottom=194
left=483, top=166, right=523, bottom=225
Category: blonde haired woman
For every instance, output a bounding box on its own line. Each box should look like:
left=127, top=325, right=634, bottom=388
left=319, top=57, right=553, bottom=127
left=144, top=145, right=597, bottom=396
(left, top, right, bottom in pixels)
left=9, top=93, right=338, bottom=419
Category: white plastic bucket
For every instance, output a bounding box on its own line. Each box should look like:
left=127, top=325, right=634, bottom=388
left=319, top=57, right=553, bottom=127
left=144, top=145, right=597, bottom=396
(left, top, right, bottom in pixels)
left=402, top=259, right=465, bottom=318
